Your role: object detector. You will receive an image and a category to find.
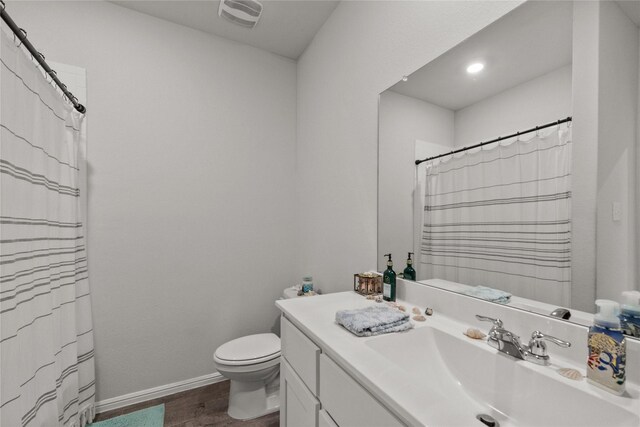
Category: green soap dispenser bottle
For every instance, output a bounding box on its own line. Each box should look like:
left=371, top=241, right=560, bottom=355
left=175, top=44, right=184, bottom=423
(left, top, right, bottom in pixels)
left=382, top=253, right=396, bottom=302
left=403, top=252, right=416, bottom=281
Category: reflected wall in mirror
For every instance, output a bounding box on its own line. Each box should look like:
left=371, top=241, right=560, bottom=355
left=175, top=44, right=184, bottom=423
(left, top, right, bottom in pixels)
left=378, top=0, right=640, bottom=337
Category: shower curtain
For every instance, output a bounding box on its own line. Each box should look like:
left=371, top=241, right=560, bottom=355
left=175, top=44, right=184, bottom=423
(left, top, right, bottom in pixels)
left=418, top=128, right=572, bottom=306
left=1, top=26, right=95, bottom=427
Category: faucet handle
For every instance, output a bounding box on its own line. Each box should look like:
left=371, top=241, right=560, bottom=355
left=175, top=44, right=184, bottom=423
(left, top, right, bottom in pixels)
left=475, top=315, right=503, bottom=329
left=528, top=331, right=571, bottom=358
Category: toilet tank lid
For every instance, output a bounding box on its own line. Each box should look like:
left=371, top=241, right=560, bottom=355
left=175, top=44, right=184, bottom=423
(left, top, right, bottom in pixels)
left=215, top=333, right=280, bottom=362
left=282, top=287, right=300, bottom=299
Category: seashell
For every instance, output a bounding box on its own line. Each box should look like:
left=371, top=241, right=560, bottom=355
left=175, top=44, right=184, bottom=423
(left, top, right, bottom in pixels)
left=425, top=307, right=434, bottom=316
left=397, top=305, right=406, bottom=312
left=557, top=368, right=583, bottom=381
left=375, top=296, right=383, bottom=303
left=412, top=307, right=421, bottom=315
left=463, top=328, right=486, bottom=339
left=413, top=315, right=426, bottom=322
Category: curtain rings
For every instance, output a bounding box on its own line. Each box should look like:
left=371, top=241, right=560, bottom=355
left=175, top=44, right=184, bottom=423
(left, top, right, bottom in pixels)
left=15, top=28, right=27, bottom=48
left=46, top=69, right=57, bottom=86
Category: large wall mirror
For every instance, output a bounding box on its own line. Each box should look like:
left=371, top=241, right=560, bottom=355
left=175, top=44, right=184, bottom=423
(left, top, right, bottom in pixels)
left=378, top=0, right=640, bottom=338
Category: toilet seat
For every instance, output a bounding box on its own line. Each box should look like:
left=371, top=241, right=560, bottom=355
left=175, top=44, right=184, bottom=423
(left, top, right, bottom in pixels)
left=214, top=333, right=280, bottom=366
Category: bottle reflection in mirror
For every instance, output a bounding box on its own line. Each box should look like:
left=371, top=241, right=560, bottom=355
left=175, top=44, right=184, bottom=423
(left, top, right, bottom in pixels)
left=403, top=252, right=416, bottom=281
left=620, top=291, right=640, bottom=338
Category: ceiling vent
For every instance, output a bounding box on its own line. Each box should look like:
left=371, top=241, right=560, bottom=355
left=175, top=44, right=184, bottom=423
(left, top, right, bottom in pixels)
left=218, top=0, right=263, bottom=29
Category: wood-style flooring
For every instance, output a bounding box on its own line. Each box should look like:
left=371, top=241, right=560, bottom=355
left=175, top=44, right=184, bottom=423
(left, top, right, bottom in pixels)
left=93, top=380, right=279, bottom=427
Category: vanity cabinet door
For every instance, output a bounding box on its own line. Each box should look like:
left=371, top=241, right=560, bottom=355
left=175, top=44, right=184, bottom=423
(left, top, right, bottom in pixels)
left=280, top=358, right=320, bottom=427
left=319, top=354, right=405, bottom=427
left=281, top=315, right=321, bottom=395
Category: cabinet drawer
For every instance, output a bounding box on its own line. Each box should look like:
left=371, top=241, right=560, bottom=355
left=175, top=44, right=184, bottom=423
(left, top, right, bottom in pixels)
left=318, top=409, right=338, bottom=427
left=319, top=354, right=405, bottom=427
left=281, top=359, right=320, bottom=427
left=281, top=316, right=321, bottom=395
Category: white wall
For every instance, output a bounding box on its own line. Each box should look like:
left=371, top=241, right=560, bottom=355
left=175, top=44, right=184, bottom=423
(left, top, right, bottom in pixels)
left=296, top=1, right=523, bottom=293
left=378, top=91, right=454, bottom=269
left=596, top=0, right=638, bottom=300
left=570, top=1, right=600, bottom=312
left=454, top=65, right=573, bottom=147
left=7, top=1, right=298, bottom=400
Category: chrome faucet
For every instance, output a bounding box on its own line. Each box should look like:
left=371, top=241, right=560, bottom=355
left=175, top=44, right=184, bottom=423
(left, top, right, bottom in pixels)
left=550, top=308, right=571, bottom=320
left=476, top=315, right=571, bottom=365
left=526, top=330, right=572, bottom=365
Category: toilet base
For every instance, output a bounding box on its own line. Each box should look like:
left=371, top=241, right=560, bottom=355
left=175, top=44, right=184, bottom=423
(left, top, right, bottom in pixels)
left=227, top=374, right=280, bottom=420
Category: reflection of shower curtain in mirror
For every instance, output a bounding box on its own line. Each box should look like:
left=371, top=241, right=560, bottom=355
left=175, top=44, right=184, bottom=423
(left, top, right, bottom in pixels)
left=419, top=129, right=571, bottom=306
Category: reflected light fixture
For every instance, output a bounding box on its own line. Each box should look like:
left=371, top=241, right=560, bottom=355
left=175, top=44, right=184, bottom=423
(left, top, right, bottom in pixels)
left=466, top=62, right=484, bottom=74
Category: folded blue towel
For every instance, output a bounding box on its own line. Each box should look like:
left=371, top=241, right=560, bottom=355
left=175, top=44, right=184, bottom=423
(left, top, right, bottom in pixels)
left=335, top=306, right=413, bottom=337
left=462, top=286, right=511, bottom=304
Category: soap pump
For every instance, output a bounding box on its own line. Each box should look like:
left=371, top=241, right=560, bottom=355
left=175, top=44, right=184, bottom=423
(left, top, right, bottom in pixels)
left=587, top=299, right=626, bottom=395
left=403, top=252, right=416, bottom=281
left=620, top=290, right=640, bottom=338
left=382, top=253, right=396, bottom=302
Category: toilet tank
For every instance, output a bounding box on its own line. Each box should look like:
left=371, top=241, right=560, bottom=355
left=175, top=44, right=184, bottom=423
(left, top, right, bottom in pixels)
left=282, top=286, right=318, bottom=299
left=282, top=287, right=301, bottom=299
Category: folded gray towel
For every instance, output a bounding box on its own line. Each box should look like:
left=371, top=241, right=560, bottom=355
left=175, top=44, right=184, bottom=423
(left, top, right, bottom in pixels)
left=335, top=306, right=413, bottom=337
left=462, top=285, right=511, bottom=304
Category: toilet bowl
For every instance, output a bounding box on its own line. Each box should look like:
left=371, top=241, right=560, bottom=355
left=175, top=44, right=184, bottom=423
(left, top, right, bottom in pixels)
left=214, top=286, right=313, bottom=420
left=213, top=333, right=281, bottom=420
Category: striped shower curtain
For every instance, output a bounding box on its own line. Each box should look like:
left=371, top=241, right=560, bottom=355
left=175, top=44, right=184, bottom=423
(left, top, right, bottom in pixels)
left=419, top=128, right=572, bottom=306
left=1, top=25, right=95, bottom=427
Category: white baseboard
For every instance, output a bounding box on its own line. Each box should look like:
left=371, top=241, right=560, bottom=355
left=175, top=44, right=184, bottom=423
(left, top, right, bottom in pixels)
left=95, top=372, right=226, bottom=414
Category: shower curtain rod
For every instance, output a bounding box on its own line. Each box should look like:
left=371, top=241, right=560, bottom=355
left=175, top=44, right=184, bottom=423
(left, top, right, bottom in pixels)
left=0, top=1, right=86, bottom=113
left=415, top=116, right=572, bottom=166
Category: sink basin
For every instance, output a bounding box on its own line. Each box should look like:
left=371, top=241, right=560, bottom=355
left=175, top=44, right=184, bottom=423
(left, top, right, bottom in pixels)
left=365, top=326, right=639, bottom=427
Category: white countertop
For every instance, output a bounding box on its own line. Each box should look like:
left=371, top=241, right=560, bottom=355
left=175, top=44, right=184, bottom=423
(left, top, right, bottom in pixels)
left=277, top=291, right=486, bottom=426
left=276, top=291, right=640, bottom=427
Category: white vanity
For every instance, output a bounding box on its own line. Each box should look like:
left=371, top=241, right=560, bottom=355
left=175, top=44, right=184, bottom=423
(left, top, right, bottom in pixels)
left=276, top=280, right=640, bottom=427
left=278, top=292, right=407, bottom=427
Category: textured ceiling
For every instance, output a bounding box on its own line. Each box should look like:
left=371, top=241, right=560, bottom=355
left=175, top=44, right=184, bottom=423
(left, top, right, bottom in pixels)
left=110, top=0, right=339, bottom=60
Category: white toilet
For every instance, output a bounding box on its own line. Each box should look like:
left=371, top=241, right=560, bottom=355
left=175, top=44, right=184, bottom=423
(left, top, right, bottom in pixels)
left=214, top=333, right=281, bottom=420
left=213, top=287, right=306, bottom=420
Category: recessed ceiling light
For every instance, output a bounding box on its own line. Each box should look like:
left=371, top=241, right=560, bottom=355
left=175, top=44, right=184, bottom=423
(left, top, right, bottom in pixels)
left=466, top=62, right=484, bottom=74
left=401, top=75, right=408, bottom=82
